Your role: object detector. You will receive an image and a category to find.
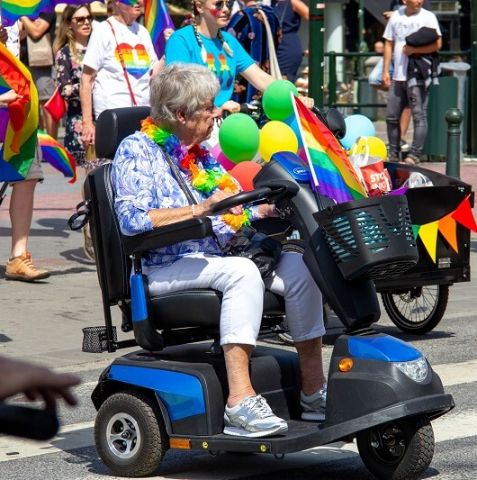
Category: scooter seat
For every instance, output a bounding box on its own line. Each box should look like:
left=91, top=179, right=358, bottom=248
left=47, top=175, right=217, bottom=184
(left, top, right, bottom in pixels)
left=148, top=289, right=285, bottom=329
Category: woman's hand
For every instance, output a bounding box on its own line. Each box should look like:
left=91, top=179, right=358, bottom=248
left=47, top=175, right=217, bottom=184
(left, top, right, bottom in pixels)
left=0, top=90, right=22, bottom=107
left=257, top=203, right=278, bottom=219
left=81, top=121, right=95, bottom=147
left=202, top=190, right=243, bottom=216
left=221, top=100, right=241, bottom=115
left=382, top=71, right=391, bottom=89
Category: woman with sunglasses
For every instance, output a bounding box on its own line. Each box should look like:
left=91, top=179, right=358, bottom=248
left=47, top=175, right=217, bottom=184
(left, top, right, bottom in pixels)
left=165, top=0, right=284, bottom=114
left=53, top=5, right=93, bottom=166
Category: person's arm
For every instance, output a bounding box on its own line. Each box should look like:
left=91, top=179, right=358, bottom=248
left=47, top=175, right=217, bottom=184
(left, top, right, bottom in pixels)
left=291, top=0, right=309, bottom=20
left=0, top=356, right=80, bottom=408
left=403, top=38, right=442, bottom=56
left=382, top=39, right=393, bottom=88
left=20, top=16, right=50, bottom=40
left=240, top=63, right=274, bottom=92
left=80, top=65, right=97, bottom=146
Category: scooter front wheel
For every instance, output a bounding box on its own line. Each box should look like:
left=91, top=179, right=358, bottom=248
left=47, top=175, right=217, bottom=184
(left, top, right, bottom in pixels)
left=357, top=415, right=434, bottom=480
left=95, top=392, right=168, bottom=477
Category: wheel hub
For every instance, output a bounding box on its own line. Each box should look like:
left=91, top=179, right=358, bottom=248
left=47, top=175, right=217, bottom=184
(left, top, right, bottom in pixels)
left=371, top=423, right=406, bottom=462
left=106, top=412, right=142, bottom=459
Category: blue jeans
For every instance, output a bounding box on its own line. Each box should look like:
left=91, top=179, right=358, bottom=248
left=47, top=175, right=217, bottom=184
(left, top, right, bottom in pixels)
left=386, top=80, right=430, bottom=161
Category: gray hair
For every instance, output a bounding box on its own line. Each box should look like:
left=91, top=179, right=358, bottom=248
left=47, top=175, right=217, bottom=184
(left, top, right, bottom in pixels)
left=150, top=63, right=220, bottom=124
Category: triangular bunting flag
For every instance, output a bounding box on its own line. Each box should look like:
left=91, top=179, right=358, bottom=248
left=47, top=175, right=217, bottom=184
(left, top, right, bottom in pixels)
left=451, top=195, right=477, bottom=233
left=418, top=221, right=439, bottom=263
left=438, top=213, right=459, bottom=253
left=412, top=224, right=420, bottom=240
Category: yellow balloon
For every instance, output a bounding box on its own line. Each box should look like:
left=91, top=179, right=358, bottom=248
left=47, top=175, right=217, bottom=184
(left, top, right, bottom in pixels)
left=355, top=136, right=388, bottom=160
left=259, top=121, right=299, bottom=162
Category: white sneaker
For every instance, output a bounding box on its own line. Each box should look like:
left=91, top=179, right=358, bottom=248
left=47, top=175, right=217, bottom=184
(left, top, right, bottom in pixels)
left=300, top=384, right=327, bottom=421
left=223, top=395, right=288, bottom=438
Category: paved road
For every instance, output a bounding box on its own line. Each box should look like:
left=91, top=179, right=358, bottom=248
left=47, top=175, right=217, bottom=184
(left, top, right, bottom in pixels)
left=0, top=163, right=476, bottom=479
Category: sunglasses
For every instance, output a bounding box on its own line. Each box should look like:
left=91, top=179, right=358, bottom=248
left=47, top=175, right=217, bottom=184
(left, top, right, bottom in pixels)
left=71, top=15, right=92, bottom=25
left=210, top=0, right=229, bottom=10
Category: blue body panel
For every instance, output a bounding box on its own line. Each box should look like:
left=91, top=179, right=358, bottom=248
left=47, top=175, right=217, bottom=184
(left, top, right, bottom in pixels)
left=272, top=152, right=310, bottom=183
left=130, top=274, right=148, bottom=323
left=348, top=335, right=421, bottom=362
left=108, top=365, right=206, bottom=421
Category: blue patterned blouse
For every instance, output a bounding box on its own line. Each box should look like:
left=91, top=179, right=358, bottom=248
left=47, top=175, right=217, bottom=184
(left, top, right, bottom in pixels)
left=111, top=132, right=259, bottom=267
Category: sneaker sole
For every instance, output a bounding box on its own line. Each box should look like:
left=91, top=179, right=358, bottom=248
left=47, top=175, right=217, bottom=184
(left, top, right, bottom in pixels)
left=5, top=272, right=50, bottom=282
left=223, top=423, right=288, bottom=438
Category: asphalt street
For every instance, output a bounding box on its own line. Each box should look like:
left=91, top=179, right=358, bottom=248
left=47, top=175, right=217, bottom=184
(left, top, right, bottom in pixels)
left=0, top=162, right=476, bottom=480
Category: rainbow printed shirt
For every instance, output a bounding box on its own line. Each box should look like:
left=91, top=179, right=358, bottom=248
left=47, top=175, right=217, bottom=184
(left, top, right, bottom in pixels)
left=165, top=26, right=254, bottom=107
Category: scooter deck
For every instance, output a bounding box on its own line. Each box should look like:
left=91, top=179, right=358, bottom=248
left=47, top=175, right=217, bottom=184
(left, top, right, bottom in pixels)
left=171, top=392, right=454, bottom=455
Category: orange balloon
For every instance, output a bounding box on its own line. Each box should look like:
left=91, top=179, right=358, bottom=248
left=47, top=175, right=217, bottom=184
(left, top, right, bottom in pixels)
left=230, top=161, right=262, bottom=191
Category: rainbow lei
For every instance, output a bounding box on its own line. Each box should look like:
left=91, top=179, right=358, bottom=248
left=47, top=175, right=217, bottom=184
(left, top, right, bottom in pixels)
left=141, top=117, right=251, bottom=231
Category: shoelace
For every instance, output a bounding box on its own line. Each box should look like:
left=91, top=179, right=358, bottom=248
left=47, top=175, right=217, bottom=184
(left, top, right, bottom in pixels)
left=22, top=252, right=39, bottom=271
left=242, top=395, right=273, bottom=419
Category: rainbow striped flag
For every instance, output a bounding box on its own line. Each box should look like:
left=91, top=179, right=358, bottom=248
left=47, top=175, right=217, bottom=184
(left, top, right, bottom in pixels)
left=0, top=43, right=39, bottom=182
left=292, top=96, right=367, bottom=204
left=144, top=0, right=175, bottom=59
left=0, top=0, right=53, bottom=26
left=38, top=131, right=77, bottom=183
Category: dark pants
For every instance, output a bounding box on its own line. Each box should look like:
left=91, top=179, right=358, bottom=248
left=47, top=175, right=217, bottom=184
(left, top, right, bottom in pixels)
left=386, top=80, right=430, bottom=161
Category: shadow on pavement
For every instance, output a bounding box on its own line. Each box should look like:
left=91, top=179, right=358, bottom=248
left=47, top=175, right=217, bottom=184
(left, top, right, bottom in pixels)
left=61, top=247, right=96, bottom=266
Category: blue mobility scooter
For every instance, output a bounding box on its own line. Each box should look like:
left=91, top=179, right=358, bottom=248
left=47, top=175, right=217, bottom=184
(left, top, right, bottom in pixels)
left=75, top=107, right=455, bottom=480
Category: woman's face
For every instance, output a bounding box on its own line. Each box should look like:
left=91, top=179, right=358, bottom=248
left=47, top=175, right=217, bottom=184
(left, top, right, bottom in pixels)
left=69, top=7, right=92, bottom=40
left=116, top=0, right=143, bottom=24
left=199, top=0, right=231, bottom=28
left=182, top=98, right=220, bottom=145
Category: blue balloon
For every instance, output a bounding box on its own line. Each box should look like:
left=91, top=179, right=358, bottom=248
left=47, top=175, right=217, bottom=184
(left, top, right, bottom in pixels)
left=283, top=114, right=303, bottom=148
left=340, top=114, right=376, bottom=150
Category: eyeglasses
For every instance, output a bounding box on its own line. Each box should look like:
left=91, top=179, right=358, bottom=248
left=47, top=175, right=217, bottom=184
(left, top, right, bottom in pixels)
left=71, top=15, right=92, bottom=26
left=209, top=0, right=229, bottom=11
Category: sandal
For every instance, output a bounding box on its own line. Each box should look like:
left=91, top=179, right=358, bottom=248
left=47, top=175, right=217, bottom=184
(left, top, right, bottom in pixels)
left=402, top=156, right=420, bottom=165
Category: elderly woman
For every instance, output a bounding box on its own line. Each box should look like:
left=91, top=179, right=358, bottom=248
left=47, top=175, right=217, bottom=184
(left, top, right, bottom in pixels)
left=111, top=63, right=327, bottom=438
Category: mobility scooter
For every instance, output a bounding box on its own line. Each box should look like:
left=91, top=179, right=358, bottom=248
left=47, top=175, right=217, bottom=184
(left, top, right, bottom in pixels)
left=72, top=106, right=454, bottom=480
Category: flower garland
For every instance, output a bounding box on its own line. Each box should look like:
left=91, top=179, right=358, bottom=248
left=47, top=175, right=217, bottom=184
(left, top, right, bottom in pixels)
left=141, top=117, right=250, bottom=231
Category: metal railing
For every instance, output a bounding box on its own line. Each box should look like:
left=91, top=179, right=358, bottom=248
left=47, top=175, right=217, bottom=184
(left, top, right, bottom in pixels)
left=325, top=50, right=471, bottom=111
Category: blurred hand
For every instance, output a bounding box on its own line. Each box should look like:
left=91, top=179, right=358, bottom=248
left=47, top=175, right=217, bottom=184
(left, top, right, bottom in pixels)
left=0, top=89, right=22, bottom=106
left=382, top=71, right=391, bottom=89
left=221, top=100, right=241, bottom=115
left=403, top=44, right=415, bottom=56
left=0, top=356, right=80, bottom=410
left=81, top=121, right=95, bottom=147
left=299, top=95, right=314, bottom=109
left=257, top=203, right=277, bottom=218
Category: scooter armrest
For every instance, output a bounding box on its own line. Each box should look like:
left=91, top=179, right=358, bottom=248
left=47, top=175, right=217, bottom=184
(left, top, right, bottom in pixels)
left=121, top=217, right=213, bottom=255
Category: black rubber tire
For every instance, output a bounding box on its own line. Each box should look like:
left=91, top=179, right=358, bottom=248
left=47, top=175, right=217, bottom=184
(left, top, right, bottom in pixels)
left=95, top=392, right=168, bottom=477
left=381, top=285, right=449, bottom=334
left=357, top=416, right=435, bottom=480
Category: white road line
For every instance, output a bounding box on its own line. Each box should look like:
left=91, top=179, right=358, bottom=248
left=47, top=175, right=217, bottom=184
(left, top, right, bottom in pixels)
left=432, top=359, right=477, bottom=386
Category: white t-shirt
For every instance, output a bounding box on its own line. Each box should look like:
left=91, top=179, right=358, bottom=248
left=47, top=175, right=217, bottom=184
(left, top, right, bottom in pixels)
left=83, top=17, right=158, bottom=118
left=383, top=7, right=441, bottom=82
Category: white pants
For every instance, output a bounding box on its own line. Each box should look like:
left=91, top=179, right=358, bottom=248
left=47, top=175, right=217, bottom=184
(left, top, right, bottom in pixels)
left=145, top=252, right=324, bottom=346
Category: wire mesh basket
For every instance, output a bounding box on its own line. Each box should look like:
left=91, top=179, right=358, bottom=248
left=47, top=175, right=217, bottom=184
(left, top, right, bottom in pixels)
left=82, top=326, right=117, bottom=353
left=314, top=195, right=418, bottom=281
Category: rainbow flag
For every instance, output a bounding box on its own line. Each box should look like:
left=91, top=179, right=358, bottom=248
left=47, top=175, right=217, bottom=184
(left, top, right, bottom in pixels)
left=0, top=43, right=39, bottom=182
left=0, top=0, right=53, bottom=26
left=37, top=131, right=77, bottom=183
left=116, top=0, right=139, bottom=5
left=292, top=96, right=367, bottom=204
left=144, top=0, right=175, bottom=59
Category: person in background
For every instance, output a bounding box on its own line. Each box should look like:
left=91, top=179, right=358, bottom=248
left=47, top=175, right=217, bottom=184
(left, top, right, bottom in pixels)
left=383, top=0, right=431, bottom=20
left=80, top=0, right=160, bottom=149
left=383, top=0, right=441, bottom=164
left=53, top=4, right=93, bottom=166
left=21, top=12, right=58, bottom=139
left=1, top=31, right=49, bottom=282
left=273, top=0, right=309, bottom=83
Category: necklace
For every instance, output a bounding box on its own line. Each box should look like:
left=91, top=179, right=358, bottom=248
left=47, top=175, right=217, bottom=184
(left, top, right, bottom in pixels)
left=141, top=117, right=250, bottom=231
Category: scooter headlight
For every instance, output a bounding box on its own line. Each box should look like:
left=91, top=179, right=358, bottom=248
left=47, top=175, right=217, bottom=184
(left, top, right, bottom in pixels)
left=394, top=356, right=428, bottom=383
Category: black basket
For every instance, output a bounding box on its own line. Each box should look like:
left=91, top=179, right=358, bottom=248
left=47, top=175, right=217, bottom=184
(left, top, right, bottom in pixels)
left=82, top=326, right=117, bottom=353
left=314, top=195, right=418, bottom=281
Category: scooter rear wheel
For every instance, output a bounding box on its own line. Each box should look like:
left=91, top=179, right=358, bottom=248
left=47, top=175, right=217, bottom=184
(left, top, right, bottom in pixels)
left=95, top=391, right=168, bottom=477
left=357, top=415, right=434, bottom=480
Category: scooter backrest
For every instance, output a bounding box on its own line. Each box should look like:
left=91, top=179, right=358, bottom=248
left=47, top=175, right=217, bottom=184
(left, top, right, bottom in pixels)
left=95, top=106, right=151, bottom=159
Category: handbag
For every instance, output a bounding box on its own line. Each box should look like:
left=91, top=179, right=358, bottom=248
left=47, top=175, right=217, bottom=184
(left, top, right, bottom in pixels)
left=27, top=33, right=54, bottom=67
left=162, top=151, right=281, bottom=278
left=221, top=225, right=282, bottom=278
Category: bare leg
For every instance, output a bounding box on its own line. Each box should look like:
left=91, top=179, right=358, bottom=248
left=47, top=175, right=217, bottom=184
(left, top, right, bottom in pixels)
left=9, top=180, right=37, bottom=258
left=400, top=106, right=412, bottom=140
left=223, top=344, right=255, bottom=407
left=295, top=337, right=326, bottom=396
